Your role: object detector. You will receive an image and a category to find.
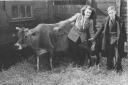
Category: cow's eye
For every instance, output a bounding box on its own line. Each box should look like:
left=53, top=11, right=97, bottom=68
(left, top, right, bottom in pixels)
left=24, top=35, right=27, bottom=39
left=32, top=32, right=37, bottom=36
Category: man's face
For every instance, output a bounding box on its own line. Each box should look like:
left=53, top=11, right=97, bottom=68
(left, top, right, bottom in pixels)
left=108, top=10, right=116, bottom=19
left=84, top=9, right=92, bottom=18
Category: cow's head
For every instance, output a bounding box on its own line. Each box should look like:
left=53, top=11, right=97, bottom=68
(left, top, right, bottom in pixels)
left=15, top=27, right=30, bottom=50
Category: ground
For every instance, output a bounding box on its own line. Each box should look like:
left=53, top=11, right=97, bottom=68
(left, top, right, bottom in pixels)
left=0, top=57, right=128, bottom=85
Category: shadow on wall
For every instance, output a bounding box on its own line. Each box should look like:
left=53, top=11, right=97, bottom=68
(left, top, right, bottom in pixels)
left=0, top=42, right=34, bottom=70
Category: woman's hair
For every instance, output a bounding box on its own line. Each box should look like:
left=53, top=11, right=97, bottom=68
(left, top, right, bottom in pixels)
left=81, top=5, right=96, bottom=19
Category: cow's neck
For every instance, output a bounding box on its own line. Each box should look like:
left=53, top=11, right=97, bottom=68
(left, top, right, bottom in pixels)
left=27, top=34, right=33, bottom=47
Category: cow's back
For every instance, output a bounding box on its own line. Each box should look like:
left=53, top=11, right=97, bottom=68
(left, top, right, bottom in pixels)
left=31, top=22, right=73, bottom=52
left=52, top=23, right=73, bottom=52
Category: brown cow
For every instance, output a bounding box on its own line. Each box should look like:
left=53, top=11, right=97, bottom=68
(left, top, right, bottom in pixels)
left=15, top=21, right=74, bottom=70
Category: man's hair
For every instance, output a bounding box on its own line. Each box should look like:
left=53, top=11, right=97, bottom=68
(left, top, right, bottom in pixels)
left=107, top=6, right=116, bottom=12
left=81, top=5, right=96, bottom=19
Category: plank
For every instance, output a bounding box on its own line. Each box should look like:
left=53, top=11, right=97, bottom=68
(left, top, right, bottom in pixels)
left=116, top=0, right=121, bottom=16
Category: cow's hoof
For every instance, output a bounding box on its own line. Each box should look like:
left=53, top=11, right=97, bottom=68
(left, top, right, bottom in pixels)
left=116, top=70, right=123, bottom=75
left=116, top=68, right=123, bottom=74
left=107, top=66, right=114, bottom=70
left=116, top=65, right=123, bottom=72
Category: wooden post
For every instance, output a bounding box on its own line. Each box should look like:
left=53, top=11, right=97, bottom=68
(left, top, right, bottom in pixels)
left=47, top=1, right=54, bottom=22
left=116, top=0, right=121, bottom=17
left=86, top=0, right=92, bottom=6
left=127, top=0, right=128, bottom=38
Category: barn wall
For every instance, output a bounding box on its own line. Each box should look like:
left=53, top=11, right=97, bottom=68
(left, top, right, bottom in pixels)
left=92, top=0, right=116, bottom=23
left=5, top=1, right=46, bottom=28
left=121, top=0, right=127, bottom=29
left=120, top=0, right=127, bottom=41
left=46, top=0, right=85, bottom=23
left=5, top=1, right=34, bottom=19
left=0, top=1, right=10, bottom=31
left=51, top=5, right=83, bottom=22
left=4, top=0, right=85, bottom=24
left=32, top=1, right=49, bottom=23
left=0, top=1, right=14, bottom=45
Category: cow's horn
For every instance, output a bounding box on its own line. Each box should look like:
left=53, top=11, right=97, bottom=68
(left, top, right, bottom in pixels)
left=16, top=27, right=21, bottom=30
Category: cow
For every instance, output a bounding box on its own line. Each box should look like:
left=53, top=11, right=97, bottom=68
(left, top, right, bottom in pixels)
left=15, top=21, right=75, bottom=70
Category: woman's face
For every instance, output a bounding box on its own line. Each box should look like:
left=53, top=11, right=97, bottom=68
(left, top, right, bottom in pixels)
left=84, top=8, right=92, bottom=18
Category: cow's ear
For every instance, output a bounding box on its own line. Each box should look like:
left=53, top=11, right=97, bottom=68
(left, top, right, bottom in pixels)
left=23, top=27, right=29, bottom=31
left=25, top=28, right=29, bottom=31
left=16, top=27, right=21, bottom=31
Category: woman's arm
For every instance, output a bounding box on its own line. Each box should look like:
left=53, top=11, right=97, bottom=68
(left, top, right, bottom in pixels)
left=89, top=19, right=96, bottom=40
left=67, top=13, right=80, bottom=23
left=54, top=13, right=80, bottom=31
left=89, top=20, right=105, bottom=41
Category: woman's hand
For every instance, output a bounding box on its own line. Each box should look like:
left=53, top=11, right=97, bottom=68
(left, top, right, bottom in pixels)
left=88, top=38, right=95, bottom=42
left=53, top=27, right=60, bottom=31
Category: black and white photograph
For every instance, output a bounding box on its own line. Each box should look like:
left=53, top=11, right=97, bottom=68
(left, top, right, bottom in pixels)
left=0, top=0, right=127, bottom=85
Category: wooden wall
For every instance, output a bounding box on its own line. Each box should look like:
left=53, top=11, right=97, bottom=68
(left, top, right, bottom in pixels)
left=47, top=0, right=127, bottom=26
left=0, top=1, right=10, bottom=31
left=5, top=1, right=48, bottom=27
left=46, top=0, right=84, bottom=23
left=120, top=0, right=127, bottom=40
left=50, top=5, right=83, bottom=22
left=121, top=0, right=127, bottom=29
left=92, top=0, right=117, bottom=23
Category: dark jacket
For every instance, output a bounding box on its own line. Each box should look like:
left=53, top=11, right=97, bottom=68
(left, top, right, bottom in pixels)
left=100, top=16, right=126, bottom=56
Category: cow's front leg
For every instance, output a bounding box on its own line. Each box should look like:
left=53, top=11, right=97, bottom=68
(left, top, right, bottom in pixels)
left=50, top=55, right=53, bottom=70
left=37, top=55, right=40, bottom=71
left=49, top=49, right=54, bottom=70
left=36, top=49, right=48, bottom=71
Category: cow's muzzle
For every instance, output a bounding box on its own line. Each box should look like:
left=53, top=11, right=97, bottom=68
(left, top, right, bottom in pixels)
left=14, top=43, right=23, bottom=50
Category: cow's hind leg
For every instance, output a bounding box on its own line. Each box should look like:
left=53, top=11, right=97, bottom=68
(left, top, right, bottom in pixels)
left=83, top=50, right=91, bottom=67
left=95, top=52, right=101, bottom=68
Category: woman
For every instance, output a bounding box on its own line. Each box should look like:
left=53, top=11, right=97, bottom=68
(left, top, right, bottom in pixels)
left=54, top=5, right=96, bottom=66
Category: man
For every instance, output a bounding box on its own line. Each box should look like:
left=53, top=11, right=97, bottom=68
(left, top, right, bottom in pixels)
left=101, top=6, right=126, bottom=72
